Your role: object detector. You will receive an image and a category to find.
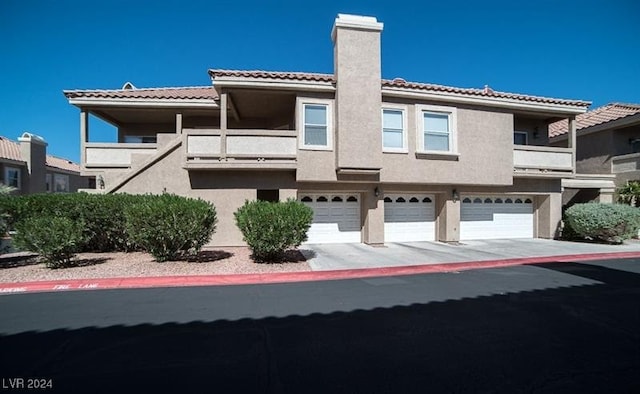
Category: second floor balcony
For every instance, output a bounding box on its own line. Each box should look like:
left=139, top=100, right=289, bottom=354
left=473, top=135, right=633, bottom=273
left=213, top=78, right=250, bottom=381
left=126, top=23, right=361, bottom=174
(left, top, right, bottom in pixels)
left=612, top=152, right=640, bottom=175
left=183, top=129, right=297, bottom=170
left=513, top=145, right=574, bottom=177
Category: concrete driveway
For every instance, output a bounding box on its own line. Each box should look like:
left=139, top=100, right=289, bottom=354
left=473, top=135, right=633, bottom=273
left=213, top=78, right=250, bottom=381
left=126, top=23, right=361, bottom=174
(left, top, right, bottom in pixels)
left=302, top=238, right=640, bottom=271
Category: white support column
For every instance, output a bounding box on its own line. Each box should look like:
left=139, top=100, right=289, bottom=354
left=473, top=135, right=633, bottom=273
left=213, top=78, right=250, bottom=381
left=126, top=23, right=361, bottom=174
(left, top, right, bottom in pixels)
left=80, top=110, right=88, bottom=168
left=568, top=115, right=577, bottom=174
left=220, top=92, right=228, bottom=159
left=175, top=113, right=183, bottom=134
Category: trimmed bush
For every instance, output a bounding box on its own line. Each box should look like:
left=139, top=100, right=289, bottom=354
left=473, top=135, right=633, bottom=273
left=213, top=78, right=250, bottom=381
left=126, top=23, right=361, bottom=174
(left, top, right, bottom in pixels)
left=0, top=193, right=141, bottom=252
left=234, top=199, right=313, bottom=262
left=125, top=194, right=217, bottom=262
left=565, top=203, right=640, bottom=244
left=14, top=216, right=85, bottom=268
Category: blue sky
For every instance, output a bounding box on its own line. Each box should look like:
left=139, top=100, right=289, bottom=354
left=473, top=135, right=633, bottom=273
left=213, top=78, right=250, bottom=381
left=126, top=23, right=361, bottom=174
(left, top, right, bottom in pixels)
left=1, top=0, right=638, bottom=162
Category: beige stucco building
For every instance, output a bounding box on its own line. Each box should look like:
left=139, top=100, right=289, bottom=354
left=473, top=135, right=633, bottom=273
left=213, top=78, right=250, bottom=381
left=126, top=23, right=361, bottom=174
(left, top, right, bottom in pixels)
left=549, top=103, right=640, bottom=206
left=64, top=14, right=590, bottom=247
left=0, top=133, right=88, bottom=194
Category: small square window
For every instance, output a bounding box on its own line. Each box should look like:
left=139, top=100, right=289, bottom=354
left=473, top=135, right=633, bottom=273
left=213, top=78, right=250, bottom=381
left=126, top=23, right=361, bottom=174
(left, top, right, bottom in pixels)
left=4, top=167, right=20, bottom=189
left=53, top=174, right=69, bottom=193
left=382, top=108, right=407, bottom=152
left=298, top=99, right=333, bottom=150
left=417, top=105, right=457, bottom=155
left=257, top=189, right=279, bottom=202
left=304, top=105, right=328, bottom=146
left=514, top=131, right=528, bottom=145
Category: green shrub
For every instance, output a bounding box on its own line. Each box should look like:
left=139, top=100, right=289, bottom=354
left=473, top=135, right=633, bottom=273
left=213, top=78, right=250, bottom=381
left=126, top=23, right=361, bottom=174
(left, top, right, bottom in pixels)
left=125, top=194, right=217, bottom=262
left=565, top=203, right=640, bottom=244
left=14, top=216, right=85, bottom=268
left=234, top=199, right=313, bottom=262
left=0, top=193, right=141, bottom=252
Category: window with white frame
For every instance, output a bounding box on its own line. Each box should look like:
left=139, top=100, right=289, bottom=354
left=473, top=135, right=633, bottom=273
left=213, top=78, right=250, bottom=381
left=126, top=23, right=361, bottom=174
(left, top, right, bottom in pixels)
left=46, top=174, right=52, bottom=192
left=298, top=99, right=333, bottom=150
left=382, top=108, right=407, bottom=152
left=53, top=174, right=69, bottom=193
left=4, top=167, right=20, bottom=189
left=514, top=131, right=528, bottom=145
left=417, top=105, right=457, bottom=153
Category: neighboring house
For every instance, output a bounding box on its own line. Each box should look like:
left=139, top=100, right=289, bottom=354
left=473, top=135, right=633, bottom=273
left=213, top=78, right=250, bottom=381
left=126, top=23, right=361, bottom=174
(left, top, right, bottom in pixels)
left=0, top=133, right=88, bottom=194
left=63, top=14, right=590, bottom=247
left=549, top=103, right=640, bottom=206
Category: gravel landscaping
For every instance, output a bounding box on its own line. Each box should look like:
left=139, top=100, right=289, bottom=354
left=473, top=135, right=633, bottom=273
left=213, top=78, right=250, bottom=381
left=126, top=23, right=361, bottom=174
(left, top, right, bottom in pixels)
left=0, top=247, right=311, bottom=283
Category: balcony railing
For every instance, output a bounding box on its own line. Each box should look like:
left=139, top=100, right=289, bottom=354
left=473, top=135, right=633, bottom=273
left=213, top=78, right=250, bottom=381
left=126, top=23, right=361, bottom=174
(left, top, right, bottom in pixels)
left=612, top=152, right=640, bottom=174
left=513, top=145, right=573, bottom=177
left=84, top=143, right=157, bottom=168
left=184, top=129, right=297, bottom=169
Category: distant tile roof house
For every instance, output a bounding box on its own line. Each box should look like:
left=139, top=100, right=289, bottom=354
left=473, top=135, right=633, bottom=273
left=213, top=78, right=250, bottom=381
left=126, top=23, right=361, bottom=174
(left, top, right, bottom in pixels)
left=64, top=14, right=591, bottom=247
left=547, top=103, right=640, bottom=205
left=0, top=133, right=88, bottom=194
left=549, top=103, right=640, bottom=138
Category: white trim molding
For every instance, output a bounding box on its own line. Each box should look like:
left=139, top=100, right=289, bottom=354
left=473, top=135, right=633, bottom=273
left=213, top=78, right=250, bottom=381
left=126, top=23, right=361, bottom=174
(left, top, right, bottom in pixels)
left=296, top=97, right=334, bottom=151
left=381, top=103, right=409, bottom=153
left=416, top=104, right=458, bottom=155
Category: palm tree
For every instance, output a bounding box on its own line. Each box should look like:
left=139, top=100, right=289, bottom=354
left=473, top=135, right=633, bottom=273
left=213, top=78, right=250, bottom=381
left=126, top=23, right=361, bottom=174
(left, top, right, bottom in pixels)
left=617, top=180, right=640, bottom=207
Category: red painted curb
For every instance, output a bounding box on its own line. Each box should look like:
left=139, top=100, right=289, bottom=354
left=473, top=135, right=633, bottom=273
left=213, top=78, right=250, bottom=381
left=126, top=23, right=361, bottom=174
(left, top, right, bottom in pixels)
left=1, top=251, right=640, bottom=295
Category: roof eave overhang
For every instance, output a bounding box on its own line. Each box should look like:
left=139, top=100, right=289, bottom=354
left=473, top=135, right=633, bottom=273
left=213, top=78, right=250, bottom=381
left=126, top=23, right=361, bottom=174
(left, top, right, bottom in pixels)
left=550, top=112, right=640, bottom=142
left=212, top=77, right=336, bottom=92
left=382, top=87, right=590, bottom=115
left=66, top=97, right=220, bottom=109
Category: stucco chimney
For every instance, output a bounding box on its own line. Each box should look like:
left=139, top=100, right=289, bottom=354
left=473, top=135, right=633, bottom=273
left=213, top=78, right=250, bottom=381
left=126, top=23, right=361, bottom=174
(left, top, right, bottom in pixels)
left=331, top=14, right=384, bottom=171
left=18, top=132, right=47, bottom=193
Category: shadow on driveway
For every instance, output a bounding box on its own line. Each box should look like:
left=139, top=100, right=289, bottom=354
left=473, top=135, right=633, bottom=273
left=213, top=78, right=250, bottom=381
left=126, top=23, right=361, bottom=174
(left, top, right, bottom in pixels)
left=1, top=262, right=639, bottom=393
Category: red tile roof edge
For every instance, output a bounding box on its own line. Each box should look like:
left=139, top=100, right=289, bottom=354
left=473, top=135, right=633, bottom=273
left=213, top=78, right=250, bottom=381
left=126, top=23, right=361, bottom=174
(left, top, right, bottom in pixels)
left=208, top=69, right=589, bottom=107
left=63, top=86, right=218, bottom=100
left=549, top=102, right=640, bottom=138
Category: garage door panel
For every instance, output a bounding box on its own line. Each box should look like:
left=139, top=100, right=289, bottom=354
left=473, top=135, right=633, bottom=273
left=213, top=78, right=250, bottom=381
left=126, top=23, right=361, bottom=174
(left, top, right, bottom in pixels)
left=301, top=194, right=361, bottom=244
left=461, top=196, right=533, bottom=240
left=384, top=194, right=436, bottom=242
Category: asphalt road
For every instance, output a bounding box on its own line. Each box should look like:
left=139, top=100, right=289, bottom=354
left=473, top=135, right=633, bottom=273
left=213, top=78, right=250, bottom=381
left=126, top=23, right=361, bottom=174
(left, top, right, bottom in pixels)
left=1, top=259, right=639, bottom=393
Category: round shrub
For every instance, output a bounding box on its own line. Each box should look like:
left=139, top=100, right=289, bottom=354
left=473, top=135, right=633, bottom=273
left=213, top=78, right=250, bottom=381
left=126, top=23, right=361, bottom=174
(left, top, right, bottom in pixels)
left=125, top=194, right=217, bottom=262
left=565, top=203, right=640, bottom=244
left=234, top=199, right=313, bottom=262
left=0, top=193, right=147, bottom=252
left=14, top=216, right=85, bottom=268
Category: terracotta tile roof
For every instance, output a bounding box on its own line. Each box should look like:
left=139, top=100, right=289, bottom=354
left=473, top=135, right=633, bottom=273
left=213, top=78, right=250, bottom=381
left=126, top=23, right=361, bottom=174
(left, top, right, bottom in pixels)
left=381, top=78, right=590, bottom=108
left=208, top=69, right=335, bottom=83
left=0, top=136, right=80, bottom=173
left=208, top=69, right=589, bottom=108
left=549, top=103, right=640, bottom=138
left=64, top=86, right=218, bottom=100
left=0, top=137, right=23, bottom=163
left=46, top=156, right=80, bottom=172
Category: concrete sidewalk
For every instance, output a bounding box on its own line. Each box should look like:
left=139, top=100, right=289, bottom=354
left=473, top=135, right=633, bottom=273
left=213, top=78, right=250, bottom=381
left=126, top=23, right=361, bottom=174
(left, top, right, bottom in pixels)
left=303, top=238, right=640, bottom=271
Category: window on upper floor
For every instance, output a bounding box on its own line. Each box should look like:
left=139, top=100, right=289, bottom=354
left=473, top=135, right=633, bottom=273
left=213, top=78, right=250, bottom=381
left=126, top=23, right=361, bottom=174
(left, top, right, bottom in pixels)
left=54, top=174, right=69, bottom=193
left=124, top=135, right=157, bottom=143
left=514, top=131, right=528, bottom=145
left=417, top=105, right=457, bottom=154
left=4, top=167, right=20, bottom=190
left=46, top=174, right=52, bottom=192
left=298, top=99, right=333, bottom=150
left=382, top=108, right=407, bottom=152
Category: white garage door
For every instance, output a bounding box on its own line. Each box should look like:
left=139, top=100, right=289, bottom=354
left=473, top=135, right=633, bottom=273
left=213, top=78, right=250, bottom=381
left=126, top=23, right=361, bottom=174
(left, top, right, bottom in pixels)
left=300, top=194, right=361, bottom=244
left=460, top=196, right=534, bottom=240
left=384, top=194, right=436, bottom=242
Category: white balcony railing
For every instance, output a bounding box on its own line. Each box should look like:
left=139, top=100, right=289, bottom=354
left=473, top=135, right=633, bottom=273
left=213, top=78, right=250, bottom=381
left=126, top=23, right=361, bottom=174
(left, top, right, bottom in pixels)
left=612, top=152, right=640, bottom=174
left=184, top=129, right=297, bottom=169
left=513, top=145, right=573, bottom=176
left=84, top=143, right=157, bottom=168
